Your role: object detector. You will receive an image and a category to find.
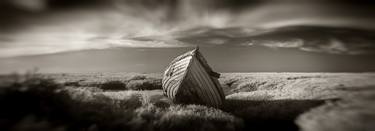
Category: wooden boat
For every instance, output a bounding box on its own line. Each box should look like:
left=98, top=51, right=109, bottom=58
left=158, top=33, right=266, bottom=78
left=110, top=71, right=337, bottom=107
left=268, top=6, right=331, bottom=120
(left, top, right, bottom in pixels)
left=162, top=47, right=225, bottom=108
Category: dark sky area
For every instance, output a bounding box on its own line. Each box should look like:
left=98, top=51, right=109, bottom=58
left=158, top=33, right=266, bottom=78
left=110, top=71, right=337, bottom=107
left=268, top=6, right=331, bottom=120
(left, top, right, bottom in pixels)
left=0, top=0, right=375, bottom=73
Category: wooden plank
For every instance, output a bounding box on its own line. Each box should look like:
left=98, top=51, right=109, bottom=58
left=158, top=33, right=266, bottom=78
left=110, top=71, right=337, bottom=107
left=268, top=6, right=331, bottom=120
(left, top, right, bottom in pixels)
left=185, top=70, right=214, bottom=105
left=190, top=59, right=218, bottom=106
left=192, top=58, right=222, bottom=106
left=211, top=78, right=225, bottom=101
left=163, top=55, right=192, bottom=99
left=164, top=57, right=187, bottom=85
left=175, top=79, right=203, bottom=105
left=188, top=70, right=214, bottom=105
left=167, top=80, right=179, bottom=98
left=191, top=57, right=223, bottom=107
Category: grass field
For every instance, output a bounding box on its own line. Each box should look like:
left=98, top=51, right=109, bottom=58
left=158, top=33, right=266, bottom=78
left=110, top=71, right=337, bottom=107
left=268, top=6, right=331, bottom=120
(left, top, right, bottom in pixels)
left=0, top=72, right=374, bottom=131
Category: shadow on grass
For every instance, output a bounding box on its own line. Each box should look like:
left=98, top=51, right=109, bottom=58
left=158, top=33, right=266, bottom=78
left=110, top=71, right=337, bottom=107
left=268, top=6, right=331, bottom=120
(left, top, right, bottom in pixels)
left=222, top=99, right=330, bottom=131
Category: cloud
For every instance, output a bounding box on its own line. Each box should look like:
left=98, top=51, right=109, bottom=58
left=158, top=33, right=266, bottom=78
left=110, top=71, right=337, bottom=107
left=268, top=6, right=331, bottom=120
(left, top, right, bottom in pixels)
left=256, top=39, right=304, bottom=48
left=299, top=38, right=371, bottom=55
left=1, top=0, right=375, bottom=57
left=9, top=0, right=47, bottom=11
left=159, top=26, right=375, bottom=55
left=247, top=37, right=374, bottom=55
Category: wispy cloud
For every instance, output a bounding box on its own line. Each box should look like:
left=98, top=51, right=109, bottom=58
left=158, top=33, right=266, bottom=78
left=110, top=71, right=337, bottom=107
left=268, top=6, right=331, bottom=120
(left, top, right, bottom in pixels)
left=251, top=38, right=355, bottom=55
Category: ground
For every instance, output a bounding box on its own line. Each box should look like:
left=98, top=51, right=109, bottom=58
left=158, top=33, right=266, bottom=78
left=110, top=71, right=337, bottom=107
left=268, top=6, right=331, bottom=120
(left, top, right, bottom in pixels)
left=0, top=72, right=375, bottom=131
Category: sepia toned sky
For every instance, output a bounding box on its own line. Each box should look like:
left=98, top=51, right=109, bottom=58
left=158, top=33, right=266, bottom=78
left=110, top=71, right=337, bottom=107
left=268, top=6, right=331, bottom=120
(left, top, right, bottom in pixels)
left=0, top=0, right=375, bottom=73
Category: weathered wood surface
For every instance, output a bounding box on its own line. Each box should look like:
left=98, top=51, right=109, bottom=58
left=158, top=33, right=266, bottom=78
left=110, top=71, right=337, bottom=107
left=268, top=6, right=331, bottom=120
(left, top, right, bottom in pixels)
left=162, top=48, right=225, bottom=108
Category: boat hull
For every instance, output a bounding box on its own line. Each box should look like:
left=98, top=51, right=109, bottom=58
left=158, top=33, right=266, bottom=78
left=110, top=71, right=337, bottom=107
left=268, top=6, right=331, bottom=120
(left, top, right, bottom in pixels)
left=162, top=48, right=225, bottom=108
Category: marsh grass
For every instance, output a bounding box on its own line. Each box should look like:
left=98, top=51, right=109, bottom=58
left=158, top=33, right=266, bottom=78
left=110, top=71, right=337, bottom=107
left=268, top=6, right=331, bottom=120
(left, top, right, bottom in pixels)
left=100, top=80, right=127, bottom=90
left=296, top=90, right=375, bottom=131
left=222, top=99, right=326, bottom=130
left=56, top=73, right=162, bottom=91
left=1, top=72, right=375, bottom=131
left=0, top=73, right=242, bottom=131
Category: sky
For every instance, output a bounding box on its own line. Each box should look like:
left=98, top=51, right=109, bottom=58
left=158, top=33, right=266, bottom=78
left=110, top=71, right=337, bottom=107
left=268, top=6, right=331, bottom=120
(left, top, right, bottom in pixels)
left=0, top=0, right=375, bottom=73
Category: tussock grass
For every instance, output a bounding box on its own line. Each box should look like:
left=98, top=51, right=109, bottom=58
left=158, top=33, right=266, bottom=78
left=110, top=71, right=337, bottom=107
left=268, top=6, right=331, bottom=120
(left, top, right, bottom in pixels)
left=49, top=73, right=162, bottom=91
left=100, top=80, right=127, bottom=90
left=130, top=104, right=243, bottom=131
